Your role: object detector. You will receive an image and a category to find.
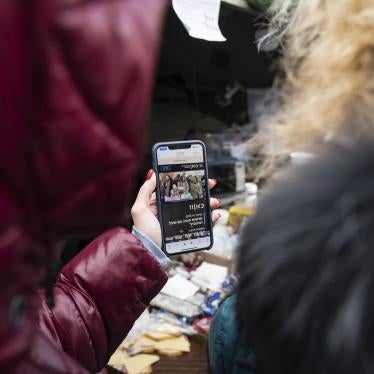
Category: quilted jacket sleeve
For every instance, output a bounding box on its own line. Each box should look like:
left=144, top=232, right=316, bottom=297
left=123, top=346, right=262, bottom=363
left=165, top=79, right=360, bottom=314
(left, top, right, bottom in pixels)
left=32, top=0, right=167, bottom=238
left=39, top=228, right=168, bottom=372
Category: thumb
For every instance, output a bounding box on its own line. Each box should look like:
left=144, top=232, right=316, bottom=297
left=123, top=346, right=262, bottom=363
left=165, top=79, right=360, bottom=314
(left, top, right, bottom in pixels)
left=137, top=170, right=157, bottom=203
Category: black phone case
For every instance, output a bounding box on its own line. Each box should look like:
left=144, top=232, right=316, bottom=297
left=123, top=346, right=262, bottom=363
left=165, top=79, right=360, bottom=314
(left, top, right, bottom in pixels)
left=152, top=140, right=214, bottom=256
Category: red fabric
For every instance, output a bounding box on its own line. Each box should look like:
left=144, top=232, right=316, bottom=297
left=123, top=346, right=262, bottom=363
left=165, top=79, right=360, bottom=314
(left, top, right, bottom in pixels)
left=39, top=228, right=168, bottom=373
left=0, top=0, right=167, bottom=372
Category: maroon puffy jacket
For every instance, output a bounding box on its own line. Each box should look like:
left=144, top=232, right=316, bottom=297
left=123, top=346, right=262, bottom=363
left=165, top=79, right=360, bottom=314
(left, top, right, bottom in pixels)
left=0, top=0, right=167, bottom=372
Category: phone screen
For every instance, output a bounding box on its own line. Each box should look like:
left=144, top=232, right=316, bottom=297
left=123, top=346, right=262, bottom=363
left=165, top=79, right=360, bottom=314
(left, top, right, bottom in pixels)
left=154, top=142, right=213, bottom=255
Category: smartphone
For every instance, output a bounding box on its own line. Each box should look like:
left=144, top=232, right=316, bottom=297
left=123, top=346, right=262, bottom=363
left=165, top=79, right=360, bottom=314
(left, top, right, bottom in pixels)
left=152, top=140, right=214, bottom=256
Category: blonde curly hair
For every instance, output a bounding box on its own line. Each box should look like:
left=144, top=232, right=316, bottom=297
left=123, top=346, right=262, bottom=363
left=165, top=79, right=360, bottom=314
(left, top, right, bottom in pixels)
left=255, top=0, right=374, bottom=163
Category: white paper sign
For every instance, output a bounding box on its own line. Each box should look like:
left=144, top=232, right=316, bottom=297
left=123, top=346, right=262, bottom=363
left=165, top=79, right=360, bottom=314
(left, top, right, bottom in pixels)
left=172, top=0, right=226, bottom=42
left=161, top=274, right=199, bottom=300
left=192, top=261, right=228, bottom=290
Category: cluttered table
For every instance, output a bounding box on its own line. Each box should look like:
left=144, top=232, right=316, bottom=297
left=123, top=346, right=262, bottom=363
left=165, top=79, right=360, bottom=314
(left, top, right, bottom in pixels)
left=107, top=185, right=256, bottom=374
left=108, top=335, right=208, bottom=374
left=153, top=335, right=208, bottom=373
left=107, top=254, right=235, bottom=374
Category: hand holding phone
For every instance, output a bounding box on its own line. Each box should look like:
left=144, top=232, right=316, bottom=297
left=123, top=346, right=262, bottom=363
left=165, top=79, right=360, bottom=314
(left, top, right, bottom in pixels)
left=131, top=170, right=220, bottom=251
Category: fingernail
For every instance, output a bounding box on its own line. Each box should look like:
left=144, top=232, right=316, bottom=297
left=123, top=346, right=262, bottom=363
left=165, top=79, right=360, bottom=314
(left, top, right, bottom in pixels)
left=212, top=179, right=217, bottom=185
left=217, top=199, right=222, bottom=205
left=145, top=169, right=153, bottom=180
left=217, top=213, right=221, bottom=219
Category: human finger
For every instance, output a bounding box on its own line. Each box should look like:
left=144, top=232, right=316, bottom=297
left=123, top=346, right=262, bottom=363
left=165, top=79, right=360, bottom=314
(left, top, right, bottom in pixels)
left=136, top=170, right=156, bottom=204
left=212, top=211, right=221, bottom=223
left=210, top=197, right=221, bottom=210
left=208, top=178, right=217, bottom=190
left=131, top=170, right=156, bottom=216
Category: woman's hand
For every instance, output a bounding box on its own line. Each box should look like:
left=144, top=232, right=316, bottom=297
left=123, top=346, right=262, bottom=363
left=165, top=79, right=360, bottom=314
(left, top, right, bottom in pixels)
left=131, top=170, right=221, bottom=248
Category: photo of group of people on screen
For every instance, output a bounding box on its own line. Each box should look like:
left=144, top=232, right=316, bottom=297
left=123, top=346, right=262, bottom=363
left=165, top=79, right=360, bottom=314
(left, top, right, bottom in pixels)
left=159, top=171, right=206, bottom=202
